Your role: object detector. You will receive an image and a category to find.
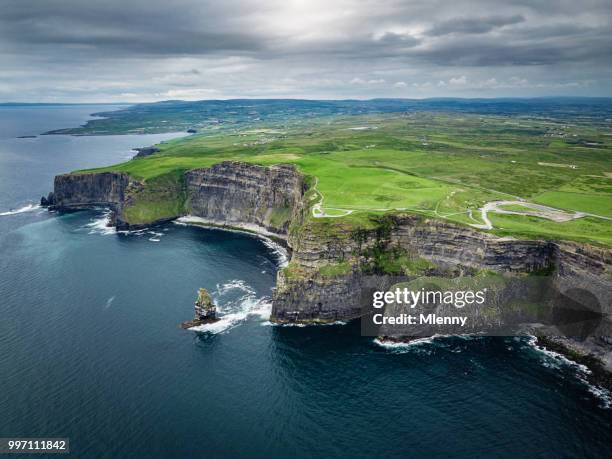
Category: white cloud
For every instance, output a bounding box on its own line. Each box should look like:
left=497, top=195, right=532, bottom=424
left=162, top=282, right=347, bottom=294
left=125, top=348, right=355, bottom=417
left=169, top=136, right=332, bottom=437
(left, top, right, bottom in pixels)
left=160, top=88, right=221, bottom=99
left=449, top=75, right=468, bottom=85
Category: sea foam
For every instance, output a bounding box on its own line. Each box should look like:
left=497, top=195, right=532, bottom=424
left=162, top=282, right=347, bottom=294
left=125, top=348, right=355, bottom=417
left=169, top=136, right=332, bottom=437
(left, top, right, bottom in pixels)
left=189, top=280, right=271, bottom=334
left=0, top=203, right=40, bottom=216
left=373, top=336, right=439, bottom=353
left=84, top=211, right=116, bottom=235
left=524, top=336, right=611, bottom=409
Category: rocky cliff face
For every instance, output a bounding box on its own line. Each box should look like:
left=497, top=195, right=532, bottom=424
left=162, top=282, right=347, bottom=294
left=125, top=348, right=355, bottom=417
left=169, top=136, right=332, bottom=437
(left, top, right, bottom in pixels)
left=48, top=162, right=307, bottom=234
left=271, top=214, right=612, bottom=323
left=390, top=216, right=554, bottom=272
left=51, top=171, right=132, bottom=210
left=49, top=171, right=146, bottom=229
left=185, top=161, right=306, bottom=235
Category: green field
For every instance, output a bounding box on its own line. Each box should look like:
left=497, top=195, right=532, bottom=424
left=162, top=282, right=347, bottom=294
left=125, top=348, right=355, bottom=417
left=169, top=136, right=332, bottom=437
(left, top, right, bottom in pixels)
left=79, top=111, right=612, bottom=245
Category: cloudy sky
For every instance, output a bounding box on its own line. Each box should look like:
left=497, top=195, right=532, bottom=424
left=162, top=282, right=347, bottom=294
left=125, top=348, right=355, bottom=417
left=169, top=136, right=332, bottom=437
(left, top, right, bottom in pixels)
left=1, top=0, right=611, bottom=102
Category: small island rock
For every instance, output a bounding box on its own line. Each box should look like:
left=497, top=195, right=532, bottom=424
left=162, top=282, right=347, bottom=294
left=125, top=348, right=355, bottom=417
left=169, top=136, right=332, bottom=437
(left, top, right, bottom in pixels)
left=40, top=192, right=55, bottom=207
left=195, top=288, right=216, bottom=320
left=181, top=288, right=219, bottom=329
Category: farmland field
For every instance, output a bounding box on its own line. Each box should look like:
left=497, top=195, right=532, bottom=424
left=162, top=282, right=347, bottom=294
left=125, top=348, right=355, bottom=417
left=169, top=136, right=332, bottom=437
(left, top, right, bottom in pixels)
left=74, top=101, right=612, bottom=245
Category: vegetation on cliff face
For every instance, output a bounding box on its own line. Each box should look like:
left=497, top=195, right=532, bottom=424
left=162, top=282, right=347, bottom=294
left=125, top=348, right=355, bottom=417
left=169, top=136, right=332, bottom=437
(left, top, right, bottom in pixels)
left=121, top=170, right=186, bottom=224
left=74, top=108, right=611, bottom=245
left=352, top=215, right=437, bottom=275
left=318, top=261, right=352, bottom=277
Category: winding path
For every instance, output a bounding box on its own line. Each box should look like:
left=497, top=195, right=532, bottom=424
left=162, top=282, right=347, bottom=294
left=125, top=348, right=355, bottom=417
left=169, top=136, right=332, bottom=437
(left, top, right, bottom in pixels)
left=309, top=173, right=611, bottom=232
left=311, top=177, right=354, bottom=218
left=469, top=200, right=611, bottom=230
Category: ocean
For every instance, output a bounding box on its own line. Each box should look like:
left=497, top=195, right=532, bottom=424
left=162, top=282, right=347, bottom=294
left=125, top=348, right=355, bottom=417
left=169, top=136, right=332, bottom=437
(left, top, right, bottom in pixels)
left=0, top=105, right=610, bottom=458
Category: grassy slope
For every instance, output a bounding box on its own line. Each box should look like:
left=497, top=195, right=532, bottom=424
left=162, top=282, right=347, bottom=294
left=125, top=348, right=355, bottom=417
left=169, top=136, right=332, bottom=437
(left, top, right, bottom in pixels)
left=78, top=112, right=612, bottom=245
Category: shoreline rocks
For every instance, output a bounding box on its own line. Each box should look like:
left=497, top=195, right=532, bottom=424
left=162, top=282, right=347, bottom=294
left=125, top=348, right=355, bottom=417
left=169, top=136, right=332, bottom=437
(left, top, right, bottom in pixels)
left=40, top=192, right=55, bottom=207
left=537, top=336, right=612, bottom=388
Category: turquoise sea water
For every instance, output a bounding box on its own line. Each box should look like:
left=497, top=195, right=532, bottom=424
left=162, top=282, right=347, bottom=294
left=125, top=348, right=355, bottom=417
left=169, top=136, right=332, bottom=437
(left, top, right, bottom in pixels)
left=0, top=106, right=611, bottom=458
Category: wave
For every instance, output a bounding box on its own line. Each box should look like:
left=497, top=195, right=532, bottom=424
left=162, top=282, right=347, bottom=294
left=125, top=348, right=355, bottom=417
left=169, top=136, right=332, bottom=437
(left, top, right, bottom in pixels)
left=586, top=384, right=612, bottom=410
left=148, top=231, right=163, bottom=242
left=374, top=334, right=484, bottom=354
left=524, top=336, right=591, bottom=373
left=103, top=222, right=165, bottom=242
left=524, top=336, right=611, bottom=409
left=215, top=279, right=256, bottom=296
left=174, top=216, right=288, bottom=268
left=373, top=336, right=438, bottom=353
left=261, top=320, right=347, bottom=328
left=262, top=321, right=306, bottom=328
left=260, top=237, right=288, bottom=267
left=190, top=280, right=271, bottom=334
left=189, top=296, right=272, bottom=334
left=84, top=211, right=116, bottom=235
left=104, top=296, right=115, bottom=309
left=0, top=203, right=40, bottom=216
left=117, top=228, right=148, bottom=235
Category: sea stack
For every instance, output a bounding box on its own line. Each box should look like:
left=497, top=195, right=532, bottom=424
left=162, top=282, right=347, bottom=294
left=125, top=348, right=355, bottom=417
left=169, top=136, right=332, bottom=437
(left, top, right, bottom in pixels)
left=195, top=288, right=216, bottom=321
left=40, top=192, right=55, bottom=207
left=181, top=288, right=219, bottom=328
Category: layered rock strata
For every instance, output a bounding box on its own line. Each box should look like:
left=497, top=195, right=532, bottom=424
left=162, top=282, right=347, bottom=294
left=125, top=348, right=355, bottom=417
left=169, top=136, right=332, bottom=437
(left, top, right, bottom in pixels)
left=271, top=215, right=611, bottom=326
left=185, top=161, right=306, bottom=235
left=46, top=161, right=306, bottom=234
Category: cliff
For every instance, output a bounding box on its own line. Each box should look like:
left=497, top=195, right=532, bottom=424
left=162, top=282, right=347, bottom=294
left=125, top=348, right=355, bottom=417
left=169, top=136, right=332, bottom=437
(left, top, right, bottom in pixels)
left=46, top=161, right=307, bottom=234
left=47, top=171, right=148, bottom=229
left=271, top=215, right=612, bottom=329
left=51, top=172, right=132, bottom=209
left=46, top=160, right=612, bottom=383
left=47, top=164, right=611, bottom=327
left=185, top=161, right=306, bottom=236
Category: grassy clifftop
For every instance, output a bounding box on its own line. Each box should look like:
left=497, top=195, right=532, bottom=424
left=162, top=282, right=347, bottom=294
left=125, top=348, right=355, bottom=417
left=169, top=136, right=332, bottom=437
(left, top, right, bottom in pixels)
left=78, top=111, right=612, bottom=245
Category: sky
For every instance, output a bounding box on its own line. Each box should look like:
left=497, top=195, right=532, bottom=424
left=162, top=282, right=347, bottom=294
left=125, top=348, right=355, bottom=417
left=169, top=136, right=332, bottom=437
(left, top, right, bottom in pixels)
left=1, top=0, right=611, bottom=102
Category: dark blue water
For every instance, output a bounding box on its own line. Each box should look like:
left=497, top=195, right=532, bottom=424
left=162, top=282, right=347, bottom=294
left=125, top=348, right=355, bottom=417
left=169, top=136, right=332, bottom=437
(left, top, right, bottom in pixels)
left=0, top=106, right=611, bottom=458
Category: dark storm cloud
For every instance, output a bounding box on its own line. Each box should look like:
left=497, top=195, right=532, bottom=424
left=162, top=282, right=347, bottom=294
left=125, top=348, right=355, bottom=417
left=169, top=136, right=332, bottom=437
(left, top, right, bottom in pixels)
left=410, top=26, right=612, bottom=66
left=0, top=0, right=267, bottom=56
left=0, top=0, right=610, bottom=100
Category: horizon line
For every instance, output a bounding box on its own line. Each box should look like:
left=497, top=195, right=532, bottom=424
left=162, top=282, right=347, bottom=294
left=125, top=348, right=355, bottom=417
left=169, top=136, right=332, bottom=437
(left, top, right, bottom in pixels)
left=2, top=95, right=612, bottom=106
